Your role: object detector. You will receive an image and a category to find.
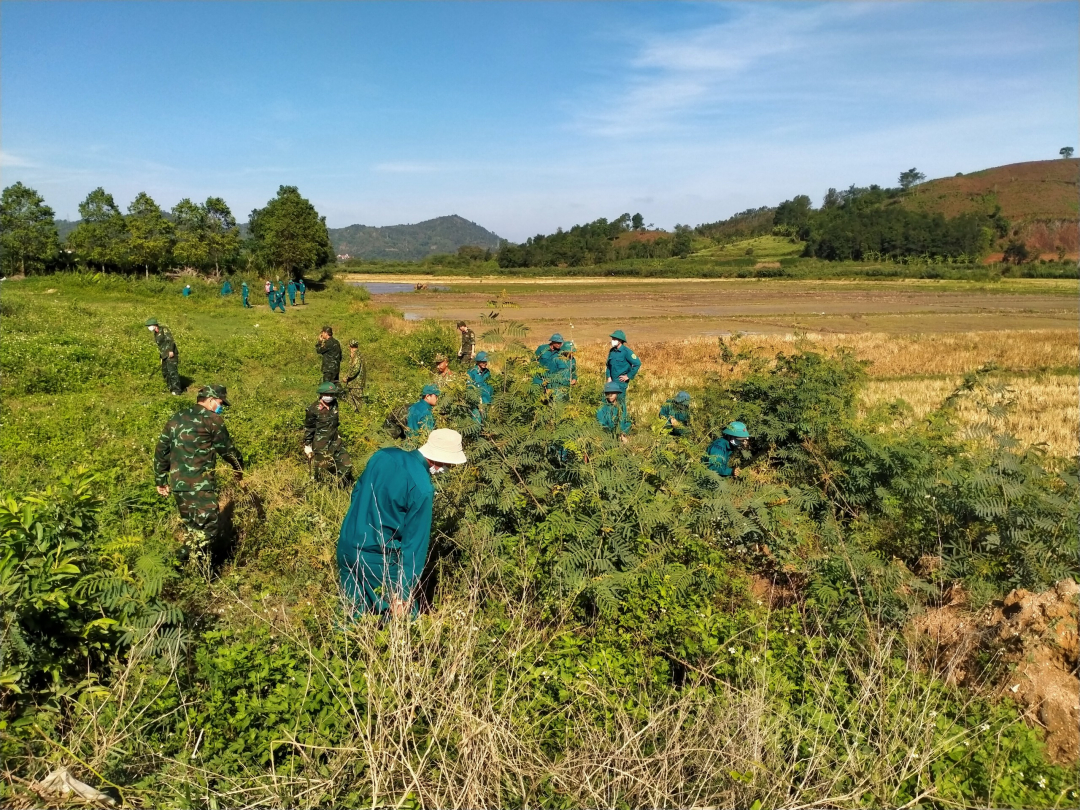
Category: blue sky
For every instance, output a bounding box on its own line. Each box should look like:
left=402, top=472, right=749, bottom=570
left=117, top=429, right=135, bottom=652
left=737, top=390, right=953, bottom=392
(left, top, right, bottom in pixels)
left=1, top=2, right=1076, bottom=241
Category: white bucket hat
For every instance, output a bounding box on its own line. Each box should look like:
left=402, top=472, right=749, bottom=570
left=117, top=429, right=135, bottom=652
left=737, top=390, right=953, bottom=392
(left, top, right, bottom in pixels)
left=418, top=428, right=467, bottom=465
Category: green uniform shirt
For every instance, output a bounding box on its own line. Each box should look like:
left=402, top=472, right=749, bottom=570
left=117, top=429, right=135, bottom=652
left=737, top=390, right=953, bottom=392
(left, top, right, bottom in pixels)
left=154, top=404, right=243, bottom=492
left=458, top=328, right=475, bottom=360
left=596, top=400, right=631, bottom=435
left=316, top=336, right=342, bottom=381
left=153, top=325, right=178, bottom=360
left=304, top=398, right=343, bottom=452
left=658, top=399, right=691, bottom=435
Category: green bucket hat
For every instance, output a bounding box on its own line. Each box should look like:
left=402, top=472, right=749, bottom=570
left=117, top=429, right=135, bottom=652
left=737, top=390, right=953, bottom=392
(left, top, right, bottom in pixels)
left=561, top=342, right=575, bottom=354
left=610, top=329, right=627, bottom=342
left=144, top=317, right=159, bottom=326
left=422, top=384, right=441, bottom=397
left=603, top=382, right=623, bottom=394
left=474, top=351, right=490, bottom=362
left=317, top=381, right=343, bottom=396
left=549, top=333, right=564, bottom=344
left=197, top=383, right=230, bottom=406
left=722, top=421, right=750, bottom=439
left=675, top=391, right=691, bottom=404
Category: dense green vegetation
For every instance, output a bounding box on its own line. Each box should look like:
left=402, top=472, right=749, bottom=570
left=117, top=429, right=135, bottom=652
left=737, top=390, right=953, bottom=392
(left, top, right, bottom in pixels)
left=1, top=275, right=1076, bottom=806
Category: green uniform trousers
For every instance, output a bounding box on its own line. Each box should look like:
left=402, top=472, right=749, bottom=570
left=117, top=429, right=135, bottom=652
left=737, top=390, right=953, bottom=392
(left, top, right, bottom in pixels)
left=314, top=443, right=354, bottom=485
left=161, top=357, right=182, bottom=394
left=173, top=489, right=220, bottom=544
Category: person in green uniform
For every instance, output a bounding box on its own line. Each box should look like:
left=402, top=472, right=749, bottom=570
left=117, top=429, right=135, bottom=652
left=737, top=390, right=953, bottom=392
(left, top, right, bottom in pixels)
left=533, top=333, right=564, bottom=388
left=466, top=351, right=494, bottom=423
left=287, top=279, right=297, bottom=306
left=241, top=281, right=251, bottom=308
left=456, top=320, right=475, bottom=363
left=596, top=381, right=631, bottom=442
left=220, top=279, right=233, bottom=296
left=316, top=326, right=342, bottom=382
left=341, top=340, right=365, bottom=410
left=145, top=318, right=183, bottom=395
left=298, top=278, right=306, bottom=304
left=182, top=284, right=192, bottom=297
left=270, top=282, right=285, bottom=312
left=605, top=329, right=641, bottom=406
left=337, top=428, right=467, bottom=617
left=303, top=382, right=353, bottom=486
left=707, top=421, right=750, bottom=477
left=659, top=391, right=692, bottom=436
left=549, top=341, right=578, bottom=402
left=154, top=383, right=243, bottom=558
left=407, top=384, right=439, bottom=435
left=277, top=280, right=289, bottom=307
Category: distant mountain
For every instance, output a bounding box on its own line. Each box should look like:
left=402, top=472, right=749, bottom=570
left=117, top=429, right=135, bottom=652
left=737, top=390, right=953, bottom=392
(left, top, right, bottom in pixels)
left=327, top=214, right=503, bottom=261
left=55, top=219, right=79, bottom=242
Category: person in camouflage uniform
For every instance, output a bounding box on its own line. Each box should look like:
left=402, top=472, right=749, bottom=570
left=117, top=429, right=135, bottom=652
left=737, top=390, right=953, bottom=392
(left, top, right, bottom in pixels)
left=456, top=320, right=475, bottom=363
left=154, top=383, right=244, bottom=555
left=316, top=326, right=342, bottom=382
left=341, top=340, right=366, bottom=410
left=145, top=318, right=183, bottom=395
left=303, top=382, right=354, bottom=486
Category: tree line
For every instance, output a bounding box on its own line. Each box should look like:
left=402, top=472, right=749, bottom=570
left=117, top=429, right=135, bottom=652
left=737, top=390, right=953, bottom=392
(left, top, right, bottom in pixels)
left=496, top=213, right=695, bottom=268
left=0, top=183, right=334, bottom=278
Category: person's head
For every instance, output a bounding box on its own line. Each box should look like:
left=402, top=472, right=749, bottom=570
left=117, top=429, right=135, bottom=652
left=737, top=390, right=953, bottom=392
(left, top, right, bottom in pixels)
left=434, top=354, right=449, bottom=372
left=549, top=333, right=564, bottom=350
left=144, top=317, right=159, bottom=334
left=675, top=391, right=691, bottom=405
left=349, top=339, right=359, bottom=355
left=722, top=420, right=750, bottom=448
left=474, top=351, right=489, bottom=370
left=422, top=384, right=440, bottom=405
left=321, top=325, right=333, bottom=339
left=603, top=381, right=622, bottom=403
left=317, top=381, right=342, bottom=404
left=561, top=342, right=575, bottom=356
left=197, top=383, right=230, bottom=414
left=418, top=428, right=467, bottom=474
left=457, top=320, right=468, bottom=333
left=610, top=329, right=627, bottom=348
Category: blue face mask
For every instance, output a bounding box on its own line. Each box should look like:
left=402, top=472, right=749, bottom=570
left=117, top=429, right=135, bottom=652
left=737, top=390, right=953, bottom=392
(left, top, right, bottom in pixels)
left=214, top=405, right=223, bottom=414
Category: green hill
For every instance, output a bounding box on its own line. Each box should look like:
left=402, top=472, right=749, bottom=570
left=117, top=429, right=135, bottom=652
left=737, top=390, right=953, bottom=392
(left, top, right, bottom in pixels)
left=328, top=214, right=502, bottom=261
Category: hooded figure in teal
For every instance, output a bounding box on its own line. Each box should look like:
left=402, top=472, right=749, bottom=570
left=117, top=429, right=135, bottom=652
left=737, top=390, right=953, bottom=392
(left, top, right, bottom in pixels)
left=337, top=447, right=434, bottom=615
left=287, top=279, right=298, bottom=305
left=707, top=421, right=750, bottom=477
left=298, top=278, right=306, bottom=303
left=407, top=385, right=439, bottom=435
left=241, top=282, right=251, bottom=308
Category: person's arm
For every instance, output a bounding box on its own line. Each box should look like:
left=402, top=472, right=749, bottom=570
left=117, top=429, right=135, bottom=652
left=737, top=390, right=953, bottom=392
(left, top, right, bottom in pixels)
left=626, top=349, right=642, bottom=381
left=399, top=475, right=434, bottom=607
left=303, top=406, right=317, bottom=448
left=619, top=405, right=632, bottom=436
left=316, top=339, right=327, bottom=355
left=153, top=425, right=173, bottom=494
left=213, top=422, right=244, bottom=476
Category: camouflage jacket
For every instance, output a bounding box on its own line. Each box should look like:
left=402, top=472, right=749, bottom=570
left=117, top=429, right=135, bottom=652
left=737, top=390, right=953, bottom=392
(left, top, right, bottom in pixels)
left=304, top=399, right=342, bottom=451
left=154, top=405, right=243, bottom=492
left=153, top=326, right=178, bottom=360
left=344, top=353, right=365, bottom=385
left=316, top=336, right=342, bottom=377
left=458, top=328, right=475, bottom=359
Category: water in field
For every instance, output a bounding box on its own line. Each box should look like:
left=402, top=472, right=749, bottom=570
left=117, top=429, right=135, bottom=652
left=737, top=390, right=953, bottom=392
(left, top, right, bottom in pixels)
left=349, top=281, right=448, bottom=294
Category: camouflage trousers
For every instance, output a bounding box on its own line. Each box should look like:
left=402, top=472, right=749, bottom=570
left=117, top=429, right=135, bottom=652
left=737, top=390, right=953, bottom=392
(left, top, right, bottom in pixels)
left=161, top=357, right=182, bottom=394
left=173, top=489, right=220, bottom=548
left=313, top=441, right=354, bottom=486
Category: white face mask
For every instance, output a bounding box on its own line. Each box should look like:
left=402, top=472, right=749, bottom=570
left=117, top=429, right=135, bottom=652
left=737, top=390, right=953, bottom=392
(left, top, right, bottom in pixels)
left=611, top=340, right=620, bottom=348
left=321, top=395, right=335, bottom=404
left=148, top=326, right=156, bottom=332
left=429, top=464, right=447, bottom=475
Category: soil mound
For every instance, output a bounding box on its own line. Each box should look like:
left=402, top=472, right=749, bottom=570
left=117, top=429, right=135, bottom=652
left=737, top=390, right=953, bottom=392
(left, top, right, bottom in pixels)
left=908, top=579, right=1079, bottom=764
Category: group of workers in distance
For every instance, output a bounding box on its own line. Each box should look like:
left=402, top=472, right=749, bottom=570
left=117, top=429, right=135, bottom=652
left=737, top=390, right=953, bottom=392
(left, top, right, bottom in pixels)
left=147, top=292, right=750, bottom=618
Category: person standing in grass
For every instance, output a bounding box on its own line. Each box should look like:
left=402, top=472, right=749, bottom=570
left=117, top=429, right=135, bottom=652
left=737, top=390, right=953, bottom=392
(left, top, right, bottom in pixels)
left=407, top=384, right=439, bottom=436
left=145, top=317, right=183, bottom=395
left=533, top=333, right=565, bottom=388
left=466, top=351, right=494, bottom=422
left=277, top=279, right=289, bottom=307
left=606, top=329, right=641, bottom=406
left=456, top=320, right=475, bottom=363
left=270, top=283, right=285, bottom=313
left=337, top=428, right=466, bottom=616
left=303, top=381, right=353, bottom=487
left=264, top=279, right=272, bottom=306
left=659, top=391, right=692, bottom=436
left=154, top=383, right=243, bottom=560
left=182, top=284, right=192, bottom=297
left=342, top=339, right=365, bottom=408
left=596, top=381, right=631, bottom=442
left=298, top=278, right=306, bottom=304
left=241, top=281, right=251, bottom=308
left=287, top=278, right=297, bottom=306
left=707, top=421, right=750, bottom=477
left=316, top=326, right=342, bottom=382
left=220, top=279, right=233, bottom=296
left=549, top=342, right=577, bottom=402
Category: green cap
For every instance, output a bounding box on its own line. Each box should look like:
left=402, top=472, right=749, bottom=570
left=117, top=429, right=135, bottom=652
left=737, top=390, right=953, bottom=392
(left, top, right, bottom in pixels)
left=675, top=391, right=690, bottom=404
left=610, top=329, right=627, bottom=342
left=422, top=384, right=441, bottom=397
left=197, top=383, right=230, bottom=406
left=474, top=351, right=489, bottom=362
left=549, top=333, right=564, bottom=344
left=144, top=317, right=159, bottom=326
left=317, top=381, right=343, bottom=396
left=603, top=382, right=623, bottom=394
left=561, top=342, right=575, bottom=354
left=722, top=421, right=750, bottom=439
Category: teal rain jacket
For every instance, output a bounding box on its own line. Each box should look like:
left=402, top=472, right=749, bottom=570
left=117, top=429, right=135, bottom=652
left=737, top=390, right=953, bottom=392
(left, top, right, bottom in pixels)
left=337, top=447, right=434, bottom=614
left=406, top=398, right=436, bottom=435
left=596, top=400, right=631, bottom=435
left=466, top=366, right=494, bottom=405
left=707, top=436, right=736, bottom=476
left=606, top=344, right=641, bottom=392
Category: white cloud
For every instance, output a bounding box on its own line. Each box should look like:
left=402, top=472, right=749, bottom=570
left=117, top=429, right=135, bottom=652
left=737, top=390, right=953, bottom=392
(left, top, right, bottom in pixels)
left=0, top=150, right=36, bottom=168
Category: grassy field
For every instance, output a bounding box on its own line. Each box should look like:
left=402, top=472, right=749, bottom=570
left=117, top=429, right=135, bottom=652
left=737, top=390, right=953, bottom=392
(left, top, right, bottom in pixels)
left=1, top=273, right=1077, bottom=807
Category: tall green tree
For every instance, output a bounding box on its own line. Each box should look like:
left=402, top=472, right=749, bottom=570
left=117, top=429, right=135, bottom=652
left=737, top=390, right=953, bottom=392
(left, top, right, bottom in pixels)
left=249, top=185, right=332, bottom=279
left=898, top=168, right=926, bottom=190
left=203, top=197, right=241, bottom=276
left=66, top=187, right=127, bottom=271
left=1060, top=147, right=1074, bottom=159
left=125, top=192, right=174, bottom=278
left=0, top=182, right=60, bottom=275
left=171, top=198, right=210, bottom=271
